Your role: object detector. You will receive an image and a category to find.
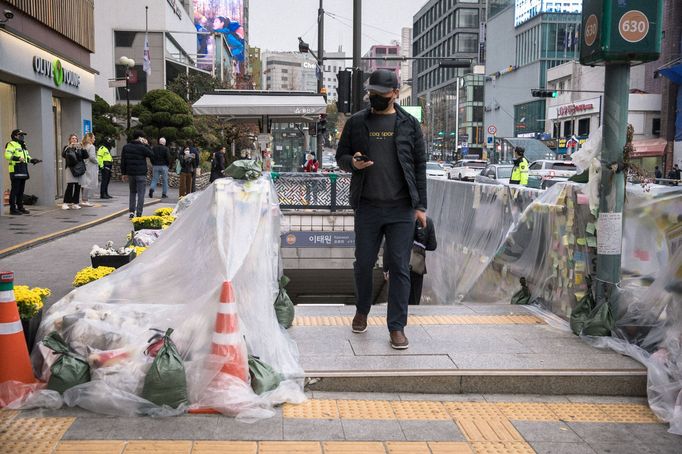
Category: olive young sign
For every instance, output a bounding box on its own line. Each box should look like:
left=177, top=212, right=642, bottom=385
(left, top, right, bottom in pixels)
left=33, top=56, right=81, bottom=88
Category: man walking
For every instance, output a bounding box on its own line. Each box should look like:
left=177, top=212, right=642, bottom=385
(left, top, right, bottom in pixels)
left=4, top=129, right=41, bottom=215
left=120, top=130, right=153, bottom=218
left=336, top=69, right=427, bottom=350
left=149, top=137, right=171, bottom=198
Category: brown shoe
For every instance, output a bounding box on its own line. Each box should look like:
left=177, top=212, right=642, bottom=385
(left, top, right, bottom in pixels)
left=390, top=330, right=409, bottom=350
left=352, top=312, right=368, bottom=333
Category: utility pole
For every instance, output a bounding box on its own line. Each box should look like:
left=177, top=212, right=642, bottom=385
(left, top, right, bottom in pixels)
left=352, top=0, right=363, bottom=113
left=317, top=0, right=325, bottom=158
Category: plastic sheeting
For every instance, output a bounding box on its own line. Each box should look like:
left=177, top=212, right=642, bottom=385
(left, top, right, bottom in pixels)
left=13, top=176, right=305, bottom=419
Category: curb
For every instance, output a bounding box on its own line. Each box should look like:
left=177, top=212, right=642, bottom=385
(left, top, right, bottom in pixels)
left=0, top=199, right=162, bottom=259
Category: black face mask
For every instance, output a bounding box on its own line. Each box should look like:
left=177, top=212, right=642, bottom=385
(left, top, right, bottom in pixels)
left=369, top=94, right=392, bottom=112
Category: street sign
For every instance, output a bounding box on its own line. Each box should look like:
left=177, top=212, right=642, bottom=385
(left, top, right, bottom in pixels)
left=487, top=125, right=497, bottom=135
left=108, top=79, right=126, bottom=88
left=580, top=0, right=663, bottom=65
left=486, top=135, right=494, bottom=146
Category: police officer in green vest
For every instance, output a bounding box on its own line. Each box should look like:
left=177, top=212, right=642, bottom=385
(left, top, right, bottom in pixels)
left=4, top=129, right=42, bottom=215
left=97, top=138, right=114, bottom=199
left=509, top=146, right=529, bottom=186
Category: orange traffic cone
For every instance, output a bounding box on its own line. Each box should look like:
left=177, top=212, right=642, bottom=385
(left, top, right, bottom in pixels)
left=210, top=280, right=248, bottom=381
left=0, top=271, right=36, bottom=405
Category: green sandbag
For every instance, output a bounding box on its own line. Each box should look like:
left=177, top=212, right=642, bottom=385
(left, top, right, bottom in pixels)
left=224, top=160, right=262, bottom=180
left=274, top=275, right=295, bottom=328
left=570, top=291, right=595, bottom=335
left=510, top=277, right=531, bottom=305
left=582, top=302, right=614, bottom=337
left=248, top=355, right=282, bottom=395
left=43, top=331, right=91, bottom=394
left=142, top=328, right=188, bottom=408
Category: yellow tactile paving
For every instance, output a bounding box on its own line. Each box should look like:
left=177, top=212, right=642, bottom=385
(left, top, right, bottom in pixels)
left=597, top=403, right=662, bottom=423
left=444, top=402, right=506, bottom=420
left=546, top=403, right=613, bottom=422
left=283, top=399, right=339, bottom=419
left=55, top=441, right=126, bottom=453
left=192, top=441, right=258, bottom=454
left=337, top=399, right=396, bottom=420
left=470, top=441, right=535, bottom=454
left=455, top=418, right=524, bottom=442
left=428, top=442, right=475, bottom=454
left=0, top=409, right=18, bottom=427
left=258, top=441, right=322, bottom=454
left=0, top=417, right=74, bottom=442
left=390, top=400, right=450, bottom=420
left=292, top=315, right=545, bottom=326
left=1, top=441, right=55, bottom=454
left=123, top=441, right=192, bottom=453
left=495, top=402, right=559, bottom=421
left=322, top=441, right=386, bottom=453
left=385, top=441, right=431, bottom=453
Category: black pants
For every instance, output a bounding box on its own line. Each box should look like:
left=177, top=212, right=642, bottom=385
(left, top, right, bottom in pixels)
left=63, top=182, right=81, bottom=204
left=354, top=204, right=414, bottom=331
left=128, top=175, right=147, bottom=216
left=9, top=176, right=26, bottom=211
left=409, top=271, right=423, bottom=305
left=100, top=164, right=112, bottom=196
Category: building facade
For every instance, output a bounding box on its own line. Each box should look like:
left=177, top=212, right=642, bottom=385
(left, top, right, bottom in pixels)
left=248, top=47, right=262, bottom=90
left=362, top=44, right=401, bottom=82
left=323, top=46, right=346, bottom=101
left=0, top=0, right=96, bottom=213
left=399, top=27, right=414, bottom=106
left=262, top=51, right=317, bottom=93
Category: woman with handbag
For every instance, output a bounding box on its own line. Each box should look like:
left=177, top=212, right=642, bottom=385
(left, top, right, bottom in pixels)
left=62, top=133, right=86, bottom=210
left=79, top=132, right=99, bottom=207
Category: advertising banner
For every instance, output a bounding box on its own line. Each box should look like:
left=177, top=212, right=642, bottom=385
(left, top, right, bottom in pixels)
left=193, top=0, right=245, bottom=69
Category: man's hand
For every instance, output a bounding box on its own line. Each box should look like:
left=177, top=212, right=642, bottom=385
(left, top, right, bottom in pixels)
left=18, top=157, right=25, bottom=163
left=352, top=152, right=374, bottom=170
left=415, top=210, right=427, bottom=228
left=122, top=175, right=128, bottom=182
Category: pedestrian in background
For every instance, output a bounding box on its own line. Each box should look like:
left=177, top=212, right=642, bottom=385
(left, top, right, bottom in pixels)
left=509, top=146, right=529, bottom=186
left=80, top=132, right=98, bottom=207
left=62, top=133, right=85, bottom=210
left=336, top=69, right=427, bottom=350
left=4, top=128, right=41, bottom=215
left=654, top=166, right=662, bottom=184
left=187, top=140, right=200, bottom=192
left=97, top=138, right=114, bottom=199
left=178, top=145, right=195, bottom=197
left=120, top=130, right=153, bottom=218
left=149, top=137, right=171, bottom=198
left=209, top=146, right=226, bottom=183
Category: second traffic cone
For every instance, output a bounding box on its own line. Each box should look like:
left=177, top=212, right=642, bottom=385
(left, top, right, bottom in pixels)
left=210, top=280, right=248, bottom=381
left=0, top=271, right=36, bottom=406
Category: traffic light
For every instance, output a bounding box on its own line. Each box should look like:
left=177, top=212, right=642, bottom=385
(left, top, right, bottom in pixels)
left=438, top=59, right=471, bottom=69
left=531, top=89, right=558, bottom=98
left=318, top=114, right=327, bottom=136
left=336, top=70, right=351, bottom=113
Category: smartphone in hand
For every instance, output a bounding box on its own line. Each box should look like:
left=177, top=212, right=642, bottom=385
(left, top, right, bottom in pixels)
left=353, top=155, right=370, bottom=162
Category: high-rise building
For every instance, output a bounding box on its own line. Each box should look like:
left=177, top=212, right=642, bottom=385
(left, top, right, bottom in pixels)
left=362, top=44, right=401, bottom=82
left=323, top=46, right=346, bottom=101
left=400, top=28, right=413, bottom=106
left=262, top=52, right=317, bottom=93
left=248, top=47, right=263, bottom=90
left=0, top=0, right=96, bottom=211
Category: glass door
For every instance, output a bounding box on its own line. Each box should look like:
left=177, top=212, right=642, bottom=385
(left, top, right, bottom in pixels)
left=52, top=97, right=63, bottom=197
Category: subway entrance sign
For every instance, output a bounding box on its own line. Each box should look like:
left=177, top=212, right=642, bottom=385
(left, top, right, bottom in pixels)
left=580, top=0, right=662, bottom=66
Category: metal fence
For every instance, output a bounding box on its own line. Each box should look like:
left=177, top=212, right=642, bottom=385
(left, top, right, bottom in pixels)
left=271, top=172, right=351, bottom=211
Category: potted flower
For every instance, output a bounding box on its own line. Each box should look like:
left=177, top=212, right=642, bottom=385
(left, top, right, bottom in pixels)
left=73, top=266, right=115, bottom=287
left=90, top=241, right=137, bottom=268
left=14, top=285, right=50, bottom=350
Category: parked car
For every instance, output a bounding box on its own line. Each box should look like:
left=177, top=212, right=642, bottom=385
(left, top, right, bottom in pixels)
left=528, top=160, right=577, bottom=189
left=480, top=164, right=514, bottom=184
left=448, top=159, right=488, bottom=181
left=426, top=161, right=448, bottom=179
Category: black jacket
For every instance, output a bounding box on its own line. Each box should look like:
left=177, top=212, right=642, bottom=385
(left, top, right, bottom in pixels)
left=179, top=151, right=196, bottom=174
left=210, top=151, right=226, bottom=182
left=120, top=141, right=153, bottom=176
left=336, top=104, right=427, bottom=210
left=415, top=217, right=437, bottom=251
left=151, top=145, right=171, bottom=167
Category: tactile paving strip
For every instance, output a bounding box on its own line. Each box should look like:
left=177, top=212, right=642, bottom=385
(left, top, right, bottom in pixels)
left=427, top=442, right=475, bottom=454
left=192, top=441, right=258, bottom=454
left=455, top=418, right=524, bottom=442
left=444, top=402, right=506, bottom=420
left=546, top=403, right=613, bottom=422
left=0, top=417, right=74, bottom=442
left=55, top=441, right=126, bottom=453
left=596, top=403, right=661, bottom=423
left=124, top=441, right=192, bottom=453
left=495, top=402, right=559, bottom=421
left=1, top=441, right=55, bottom=454
left=322, top=441, right=386, bottom=454
left=283, top=399, right=339, bottom=419
left=390, top=400, right=450, bottom=420
left=292, top=315, right=545, bottom=326
left=470, top=441, right=535, bottom=454
left=337, top=399, right=396, bottom=420
left=259, top=441, right=322, bottom=453
left=0, top=410, right=18, bottom=429
left=385, top=441, right=430, bottom=453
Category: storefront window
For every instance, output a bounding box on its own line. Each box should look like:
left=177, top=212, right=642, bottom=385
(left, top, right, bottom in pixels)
left=0, top=82, right=17, bottom=195
left=578, top=118, right=590, bottom=136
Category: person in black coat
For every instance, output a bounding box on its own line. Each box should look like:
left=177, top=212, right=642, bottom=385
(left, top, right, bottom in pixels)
left=210, top=146, right=227, bottom=183
left=120, top=130, right=153, bottom=218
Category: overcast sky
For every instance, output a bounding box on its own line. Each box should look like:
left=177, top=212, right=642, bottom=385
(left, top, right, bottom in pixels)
left=248, top=0, right=423, bottom=55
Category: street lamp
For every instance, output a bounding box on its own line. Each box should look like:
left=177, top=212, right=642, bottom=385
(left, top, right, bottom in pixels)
left=118, top=56, right=135, bottom=132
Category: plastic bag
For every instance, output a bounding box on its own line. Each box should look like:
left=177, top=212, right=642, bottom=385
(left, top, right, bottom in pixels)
left=582, top=301, right=614, bottom=337
left=225, top=160, right=262, bottom=181
left=141, top=328, right=188, bottom=409
left=570, top=291, right=594, bottom=336
left=248, top=355, right=282, bottom=395
left=571, top=126, right=601, bottom=173
left=274, top=275, right=295, bottom=329
left=43, top=331, right=91, bottom=394
left=510, top=277, right=531, bottom=305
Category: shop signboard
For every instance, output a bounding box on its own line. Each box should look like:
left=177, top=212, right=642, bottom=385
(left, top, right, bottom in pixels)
left=281, top=232, right=355, bottom=248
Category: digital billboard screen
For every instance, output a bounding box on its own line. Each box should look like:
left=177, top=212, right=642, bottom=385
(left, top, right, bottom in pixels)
left=193, top=0, right=245, bottom=69
left=514, top=0, right=582, bottom=27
